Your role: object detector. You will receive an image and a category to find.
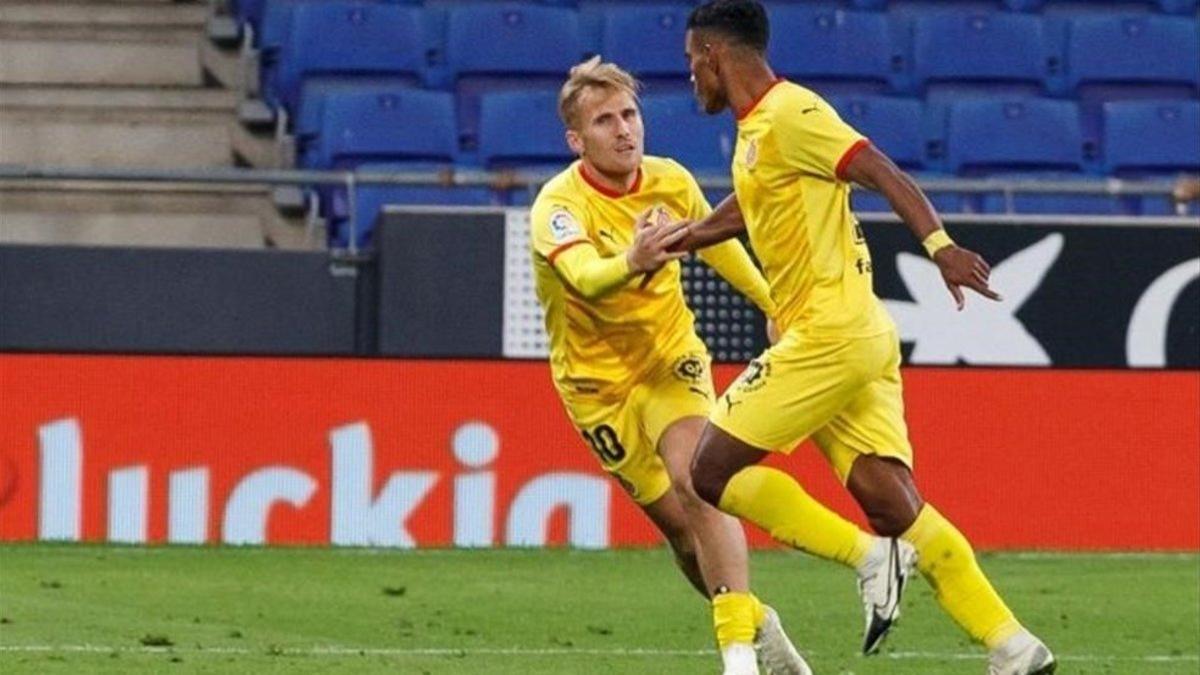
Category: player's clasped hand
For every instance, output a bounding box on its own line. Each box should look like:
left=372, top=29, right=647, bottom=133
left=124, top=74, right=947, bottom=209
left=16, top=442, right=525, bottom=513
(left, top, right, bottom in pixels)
left=625, top=208, right=690, bottom=274
left=933, top=245, right=1003, bottom=310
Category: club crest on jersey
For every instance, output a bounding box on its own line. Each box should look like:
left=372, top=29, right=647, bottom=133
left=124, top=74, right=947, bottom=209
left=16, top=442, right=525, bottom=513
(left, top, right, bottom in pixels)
left=743, top=138, right=759, bottom=170
left=549, top=208, right=582, bottom=242
left=673, top=354, right=707, bottom=384
left=734, top=357, right=771, bottom=393
left=653, top=205, right=672, bottom=227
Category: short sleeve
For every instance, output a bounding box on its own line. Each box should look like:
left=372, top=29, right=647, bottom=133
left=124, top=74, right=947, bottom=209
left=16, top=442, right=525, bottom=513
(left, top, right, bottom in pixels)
left=774, top=92, right=868, bottom=181
left=530, top=196, right=591, bottom=265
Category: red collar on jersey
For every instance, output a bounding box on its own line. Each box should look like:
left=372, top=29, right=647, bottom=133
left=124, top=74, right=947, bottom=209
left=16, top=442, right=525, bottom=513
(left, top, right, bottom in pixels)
left=735, top=78, right=787, bottom=122
left=578, top=163, right=643, bottom=199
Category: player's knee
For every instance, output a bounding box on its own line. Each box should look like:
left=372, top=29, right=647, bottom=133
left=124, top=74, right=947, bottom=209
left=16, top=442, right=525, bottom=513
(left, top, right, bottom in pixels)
left=690, top=460, right=728, bottom=508
left=864, top=502, right=919, bottom=537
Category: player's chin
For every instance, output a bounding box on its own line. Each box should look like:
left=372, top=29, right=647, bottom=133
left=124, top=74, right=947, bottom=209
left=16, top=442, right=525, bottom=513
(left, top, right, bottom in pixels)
left=611, top=150, right=642, bottom=172
left=701, top=95, right=727, bottom=115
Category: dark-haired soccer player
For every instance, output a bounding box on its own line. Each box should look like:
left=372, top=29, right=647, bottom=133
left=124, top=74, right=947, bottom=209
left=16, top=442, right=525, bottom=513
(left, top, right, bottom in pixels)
left=673, top=2, right=1057, bottom=674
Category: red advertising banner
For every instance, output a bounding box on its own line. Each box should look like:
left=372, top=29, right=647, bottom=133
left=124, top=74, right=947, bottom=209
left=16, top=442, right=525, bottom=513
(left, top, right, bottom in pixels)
left=0, top=354, right=1196, bottom=550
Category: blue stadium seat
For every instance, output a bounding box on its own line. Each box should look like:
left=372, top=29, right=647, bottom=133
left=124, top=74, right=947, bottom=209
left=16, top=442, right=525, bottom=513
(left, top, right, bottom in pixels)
left=235, top=0, right=423, bottom=44
left=825, top=95, right=927, bottom=169
left=641, top=93, right=736, bottom=174
left=1066, top=16, right=1200, bottom=93
left=1103, top=100, right=1200, bottom=174
left=912, top=12, right=1051, bottom=95
left=477, top=91, right=574, bottom=168
left=312, top=89, right=457, bottom=170
left=311, top=90, right=468, bottom=248
left=945, top=98, right=1084, bottom=174
left=766, top=7, right=896, bottom=94
left=273, top=2, right=435, bottom=119
left=294, top=83, right=418, bottom=169
left=327, top=163, right=496, bottom=249
left=445, top=4, right=586, bottom=149
left=1005, top=0, right=1199, bottom=14
left=600, top=4, right=693, bottom=93
left=845, top=0, right=888, bottom=9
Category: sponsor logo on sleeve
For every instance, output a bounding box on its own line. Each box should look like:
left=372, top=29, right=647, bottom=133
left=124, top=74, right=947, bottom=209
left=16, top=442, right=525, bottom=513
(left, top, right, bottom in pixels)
left=549, top=209, right=582, bottom=243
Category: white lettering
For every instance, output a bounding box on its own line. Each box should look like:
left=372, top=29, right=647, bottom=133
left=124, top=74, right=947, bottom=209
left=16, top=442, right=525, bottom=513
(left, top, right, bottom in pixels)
left=505, top=473, right=610, bottom=549
left=453, top=422, right=499, bottom=547
left=169, top=468, right=209, bottom=544
left=38, top=418, right=81, bottom=541
left=222, top=468, right=317, bottom=545
left=330, top=422, right=437, bottom=547
left=108, top=466, right=148, bottom=543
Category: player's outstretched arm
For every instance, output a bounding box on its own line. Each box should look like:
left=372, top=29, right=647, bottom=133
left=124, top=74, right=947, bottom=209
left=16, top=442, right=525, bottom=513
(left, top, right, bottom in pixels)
left=669, top=193, right=747, bottom=252
left=842, top=144, right=1001, bottom=310
left=553, top=210, right=688, bottom=300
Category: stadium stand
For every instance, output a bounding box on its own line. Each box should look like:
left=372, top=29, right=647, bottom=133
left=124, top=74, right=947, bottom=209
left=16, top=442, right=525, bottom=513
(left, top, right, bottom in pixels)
left=444, top=4, right=587, bottom=149
left=7, top=0, right=1198, bottom=250
left=1103, top=100, right=1200, bottom=175
left=912, top=12, right=1052, bottom=96
left=272, top=2, right=436, bottom=121
left=766, top=7, right=898, bottom=94
left=946, top=98, right=1085, bottom=174
left=599, top=4, right=694, bottom=93
left=641, top=93, right=737, bottom=175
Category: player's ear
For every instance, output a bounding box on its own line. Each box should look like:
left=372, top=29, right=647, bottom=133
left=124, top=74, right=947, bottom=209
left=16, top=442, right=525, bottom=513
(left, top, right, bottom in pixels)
left=565, top=129, right=584, bottom=156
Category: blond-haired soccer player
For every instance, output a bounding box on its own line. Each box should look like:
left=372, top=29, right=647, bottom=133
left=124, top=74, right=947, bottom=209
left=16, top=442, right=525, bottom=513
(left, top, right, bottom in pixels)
left=673, top=2, right=1057, bottom=674
left=531, top=56, right=825, bottom=675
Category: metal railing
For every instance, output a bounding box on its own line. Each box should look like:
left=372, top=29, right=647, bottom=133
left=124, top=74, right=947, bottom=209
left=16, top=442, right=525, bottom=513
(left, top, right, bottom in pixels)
left=1, top=164, right=1194, bottom=253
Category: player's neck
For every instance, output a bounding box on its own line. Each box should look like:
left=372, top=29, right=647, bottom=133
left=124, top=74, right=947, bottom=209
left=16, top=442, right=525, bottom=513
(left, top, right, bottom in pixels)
left=579, top=160, right=640, bottom=197
left=726, top=60, right=780, bottom=120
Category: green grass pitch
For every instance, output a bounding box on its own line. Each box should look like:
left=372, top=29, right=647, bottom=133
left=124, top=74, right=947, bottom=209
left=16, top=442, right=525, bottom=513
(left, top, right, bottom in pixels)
left=1, top=545, right=1196, bottom=674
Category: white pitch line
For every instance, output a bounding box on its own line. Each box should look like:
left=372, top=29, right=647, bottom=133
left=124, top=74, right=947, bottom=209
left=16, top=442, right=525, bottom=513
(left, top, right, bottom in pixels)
left=0, top=645, right=1197, bottom=663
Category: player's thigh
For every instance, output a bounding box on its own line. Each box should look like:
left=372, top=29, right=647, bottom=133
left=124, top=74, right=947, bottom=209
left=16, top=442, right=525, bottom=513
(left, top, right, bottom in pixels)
left=812, top=333, right=913, bottom=484
left=565, top=389, right=671, bottom=507
left=642, top=352, right=717, bottom=485
left=710, top=333, right=879, bottom=453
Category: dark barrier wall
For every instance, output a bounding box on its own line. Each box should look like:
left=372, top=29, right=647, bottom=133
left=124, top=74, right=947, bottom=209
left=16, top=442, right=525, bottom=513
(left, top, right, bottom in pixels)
left=2, top=213, right=1196, bottom=368
left=867, top=222, right=1200, bottom=369
left=0, top=245, right=358, bottom=355
left=375, top=211, right=505, bottom=357
left=371, top=211, right=1199, bottom=369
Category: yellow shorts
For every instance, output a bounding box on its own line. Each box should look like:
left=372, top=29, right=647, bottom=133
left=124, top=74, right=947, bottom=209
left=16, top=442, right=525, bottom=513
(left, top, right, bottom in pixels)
left=562, top=353, right=715, bottom=505
left=710, top=329, right=913, bottom=483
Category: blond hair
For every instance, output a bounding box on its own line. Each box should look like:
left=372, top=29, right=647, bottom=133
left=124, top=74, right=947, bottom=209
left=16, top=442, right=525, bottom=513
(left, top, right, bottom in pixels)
left=557, top=56, right=642, bottom=130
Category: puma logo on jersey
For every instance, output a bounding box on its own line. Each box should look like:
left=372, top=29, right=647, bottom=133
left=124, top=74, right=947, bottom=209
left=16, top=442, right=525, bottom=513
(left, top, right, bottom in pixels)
left=723, top=394, right=742, bottom=413
left=801, top=105, right=819, bottom=114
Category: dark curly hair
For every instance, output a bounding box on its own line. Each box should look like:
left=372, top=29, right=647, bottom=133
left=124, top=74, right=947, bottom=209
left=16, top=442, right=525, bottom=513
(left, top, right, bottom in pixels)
left=687, top=0, right=770, bottom=53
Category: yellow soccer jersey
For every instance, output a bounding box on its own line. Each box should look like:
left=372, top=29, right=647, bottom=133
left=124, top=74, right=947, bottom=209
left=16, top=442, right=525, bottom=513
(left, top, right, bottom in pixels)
left=732, top=80, right=894, bottom=339
left=530, top=156, right=711, bottom=401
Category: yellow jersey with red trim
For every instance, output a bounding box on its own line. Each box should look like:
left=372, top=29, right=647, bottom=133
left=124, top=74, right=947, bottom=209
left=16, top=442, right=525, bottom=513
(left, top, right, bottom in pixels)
left=530, top=156, right=710, bottom=401
left=732, top=80, right=894, bottom=339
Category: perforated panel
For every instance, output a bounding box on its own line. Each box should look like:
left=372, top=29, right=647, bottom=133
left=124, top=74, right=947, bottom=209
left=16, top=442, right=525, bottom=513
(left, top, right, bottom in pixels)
left=502, top=209, right=550, bottom=358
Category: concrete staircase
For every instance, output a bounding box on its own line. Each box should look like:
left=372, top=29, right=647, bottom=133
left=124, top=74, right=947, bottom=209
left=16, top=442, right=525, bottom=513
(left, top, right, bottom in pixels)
left=0, top=0, right=310, bottom=249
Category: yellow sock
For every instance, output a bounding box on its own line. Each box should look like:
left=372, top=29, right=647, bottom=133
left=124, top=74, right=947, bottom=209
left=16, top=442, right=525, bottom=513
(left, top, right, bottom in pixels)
left=902, top=504, right=1023, bottom=649
left=712, top=591, right=765, bottom=648
left=719, top=466, right=873, bottom=567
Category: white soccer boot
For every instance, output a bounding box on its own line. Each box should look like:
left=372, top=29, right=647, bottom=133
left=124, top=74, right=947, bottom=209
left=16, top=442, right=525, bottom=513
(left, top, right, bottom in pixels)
left=754, top=606, right=813, bottom=675
left=857, top=537, right=918, bottom=654
left=721, top=642, right=760, bottom=675
left=987, top=629, right=1056, bottom=675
